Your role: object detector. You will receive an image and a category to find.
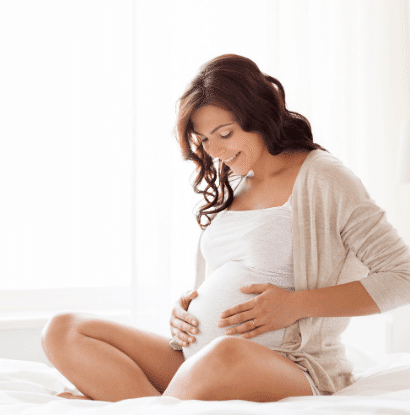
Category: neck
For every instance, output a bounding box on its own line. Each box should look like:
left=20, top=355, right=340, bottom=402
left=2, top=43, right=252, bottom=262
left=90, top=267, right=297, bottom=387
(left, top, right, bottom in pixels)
left=250, top=149, right=311, bottom=184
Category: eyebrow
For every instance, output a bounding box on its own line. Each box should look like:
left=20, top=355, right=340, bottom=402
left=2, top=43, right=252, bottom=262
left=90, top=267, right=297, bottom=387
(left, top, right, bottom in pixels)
left=193, top=123, right=233, bottom=137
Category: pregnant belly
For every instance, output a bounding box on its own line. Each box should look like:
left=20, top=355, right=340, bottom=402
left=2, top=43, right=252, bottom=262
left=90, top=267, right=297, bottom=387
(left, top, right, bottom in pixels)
left=183, top=261, right=292, bottom=360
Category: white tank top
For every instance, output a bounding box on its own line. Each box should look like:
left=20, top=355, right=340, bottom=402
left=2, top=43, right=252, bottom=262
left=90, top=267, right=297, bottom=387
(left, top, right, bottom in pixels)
left=184, top=194, right=295, bottom=360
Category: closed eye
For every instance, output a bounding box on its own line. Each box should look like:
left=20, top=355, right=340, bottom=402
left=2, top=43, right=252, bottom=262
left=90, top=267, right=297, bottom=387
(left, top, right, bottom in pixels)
left=221, top=132, right=232, bottom=139
left=201, top=132, right=232, bottom=143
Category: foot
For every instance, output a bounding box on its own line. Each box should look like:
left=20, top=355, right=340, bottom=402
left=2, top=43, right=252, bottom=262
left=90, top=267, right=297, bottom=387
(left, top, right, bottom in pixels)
left=57, top=392, right=92, bottom=400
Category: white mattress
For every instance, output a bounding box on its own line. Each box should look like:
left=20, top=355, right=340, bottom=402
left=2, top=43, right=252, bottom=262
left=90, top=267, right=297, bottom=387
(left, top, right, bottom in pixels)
left=0, top=343, right=410, bottom=414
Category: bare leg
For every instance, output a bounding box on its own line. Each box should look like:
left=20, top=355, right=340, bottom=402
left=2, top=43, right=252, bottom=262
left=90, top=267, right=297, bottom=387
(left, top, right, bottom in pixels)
left=41, top=312, right=185, bottom=402
left=163, top=336, right=313, bottom=402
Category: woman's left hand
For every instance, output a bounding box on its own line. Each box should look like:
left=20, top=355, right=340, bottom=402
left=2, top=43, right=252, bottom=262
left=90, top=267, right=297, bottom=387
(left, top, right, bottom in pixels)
left=217, top=283, right=301, bottom=339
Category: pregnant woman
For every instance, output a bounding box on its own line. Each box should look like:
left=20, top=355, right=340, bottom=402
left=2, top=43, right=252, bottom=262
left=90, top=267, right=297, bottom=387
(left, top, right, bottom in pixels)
left=41, top=54, right=410, bottom=402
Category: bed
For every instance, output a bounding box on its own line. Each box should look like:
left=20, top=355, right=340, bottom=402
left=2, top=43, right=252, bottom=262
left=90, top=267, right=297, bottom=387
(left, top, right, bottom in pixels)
left=0, top=343, right=409, bottom=415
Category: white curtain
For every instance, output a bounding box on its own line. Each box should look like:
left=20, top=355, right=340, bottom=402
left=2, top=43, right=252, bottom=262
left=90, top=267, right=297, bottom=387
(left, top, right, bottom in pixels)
left=265, top=0, right=410, bottom=354
left=132, top=0, right=410, bottom=354
left=0, top=1, right=132, bottom=292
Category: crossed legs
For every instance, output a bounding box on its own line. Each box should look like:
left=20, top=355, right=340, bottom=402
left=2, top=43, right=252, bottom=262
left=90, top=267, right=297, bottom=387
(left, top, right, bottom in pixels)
left=41, top=312, right=312, bottom=402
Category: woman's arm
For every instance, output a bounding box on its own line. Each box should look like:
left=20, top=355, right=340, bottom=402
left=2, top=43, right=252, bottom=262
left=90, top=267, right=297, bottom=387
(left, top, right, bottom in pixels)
left=295, top=280, right=380, bottom=319
left=218, top=281, right=380, bottom=337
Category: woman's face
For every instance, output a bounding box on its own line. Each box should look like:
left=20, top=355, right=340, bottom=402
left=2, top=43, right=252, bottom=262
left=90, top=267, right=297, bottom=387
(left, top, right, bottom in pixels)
left=191, top=105, right=269, bottom=176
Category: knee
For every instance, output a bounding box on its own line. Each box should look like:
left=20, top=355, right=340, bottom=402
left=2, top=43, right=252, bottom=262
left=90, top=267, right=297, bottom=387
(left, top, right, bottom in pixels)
left=211, top=336, right=247, bottom=363
left=170, top=337, right=247, bottom=400
left=196, top=336, right=247, bottom=373
left=41, top=312, right=79, bottom=360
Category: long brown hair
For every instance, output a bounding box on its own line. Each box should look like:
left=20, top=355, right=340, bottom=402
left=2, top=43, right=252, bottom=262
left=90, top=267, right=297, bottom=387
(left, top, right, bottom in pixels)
left=174, top=54, right=329, bottom=230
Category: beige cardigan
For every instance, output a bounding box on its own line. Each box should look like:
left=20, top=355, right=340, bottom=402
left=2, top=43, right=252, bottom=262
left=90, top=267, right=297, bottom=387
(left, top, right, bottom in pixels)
left=169, top=149, right=410, bottom=394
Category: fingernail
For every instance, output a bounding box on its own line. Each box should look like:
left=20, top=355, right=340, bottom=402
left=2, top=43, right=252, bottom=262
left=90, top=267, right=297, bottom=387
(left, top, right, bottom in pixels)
left=218, top=321, right=223, bottom=327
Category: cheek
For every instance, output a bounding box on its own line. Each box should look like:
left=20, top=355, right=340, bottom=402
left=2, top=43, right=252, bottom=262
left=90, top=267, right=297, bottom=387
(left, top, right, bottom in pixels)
left=240, top=142, right=258, bottom=158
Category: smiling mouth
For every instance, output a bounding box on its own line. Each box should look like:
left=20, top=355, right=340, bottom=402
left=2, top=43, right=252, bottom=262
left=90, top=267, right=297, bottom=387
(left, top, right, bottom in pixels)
left=223, top=152, right=240, bottom=163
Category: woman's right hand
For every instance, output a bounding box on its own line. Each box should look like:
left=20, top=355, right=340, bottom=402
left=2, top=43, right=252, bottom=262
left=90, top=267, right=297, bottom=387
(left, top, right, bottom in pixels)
left=170, top=290, right=199, bottom=347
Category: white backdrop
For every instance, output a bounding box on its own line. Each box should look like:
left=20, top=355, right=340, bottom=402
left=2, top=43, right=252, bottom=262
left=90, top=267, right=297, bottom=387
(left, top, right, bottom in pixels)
left=0, top=1, right=133, bottom=289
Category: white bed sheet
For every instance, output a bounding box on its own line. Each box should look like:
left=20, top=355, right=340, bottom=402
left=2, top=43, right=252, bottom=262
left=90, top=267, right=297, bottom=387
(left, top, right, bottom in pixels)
left=0, top=344, right=410, bottom=415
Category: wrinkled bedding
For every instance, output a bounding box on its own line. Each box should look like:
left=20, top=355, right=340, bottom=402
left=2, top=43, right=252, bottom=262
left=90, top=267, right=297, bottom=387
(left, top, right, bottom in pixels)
left=0, top=344, right=410, bottom=414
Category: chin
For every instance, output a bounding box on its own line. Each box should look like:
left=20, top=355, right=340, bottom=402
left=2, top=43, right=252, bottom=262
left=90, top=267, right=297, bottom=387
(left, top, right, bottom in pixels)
left=227, top=162, right=246, bottom=174
left=232, top=168, right=249, bottom=177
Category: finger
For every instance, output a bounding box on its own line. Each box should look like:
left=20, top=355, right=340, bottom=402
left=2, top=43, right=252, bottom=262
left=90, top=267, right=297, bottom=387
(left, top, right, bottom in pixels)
left=240, top=283, right=270, bottom=293
left=177, top=331, right=196, bottom=346
left=172, top=331, right=189, bottom=347
left=239, top=326, right=266, bottom=340
left=171, top=326, right=197, bottom=346
left=174, top=307, right=199, bottom=327
left=218, top=309, right=253, bottom=328
left=223, top=318, right=259, bottom=336
left=183, top=290, right=198, bottom=300
left=171, top=315, right=199, bottom=337
left=219, top=298, right=255, bottom=319
left=180, top=293, right=199, bottom=311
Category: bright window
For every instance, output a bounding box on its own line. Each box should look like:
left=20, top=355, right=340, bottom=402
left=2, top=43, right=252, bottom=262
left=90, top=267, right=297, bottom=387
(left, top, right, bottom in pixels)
left=0, top=0, right=133, bottom=290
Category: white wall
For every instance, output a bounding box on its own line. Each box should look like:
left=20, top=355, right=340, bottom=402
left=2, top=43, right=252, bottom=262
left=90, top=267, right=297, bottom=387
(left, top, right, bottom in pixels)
left=0, top=311, right=132, bottom=364
left=0, top=328, right=49, bottom=365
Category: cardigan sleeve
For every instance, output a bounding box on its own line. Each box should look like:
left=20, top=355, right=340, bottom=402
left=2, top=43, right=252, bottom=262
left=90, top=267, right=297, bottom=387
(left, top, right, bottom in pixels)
left=312, top=154, right=410, bottom=313
left=340, top=197, right=410, bottom=313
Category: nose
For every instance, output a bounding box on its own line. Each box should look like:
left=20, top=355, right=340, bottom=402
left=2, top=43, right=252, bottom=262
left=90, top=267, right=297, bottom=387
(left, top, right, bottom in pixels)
left=207, top=140, right=226, bottom=160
